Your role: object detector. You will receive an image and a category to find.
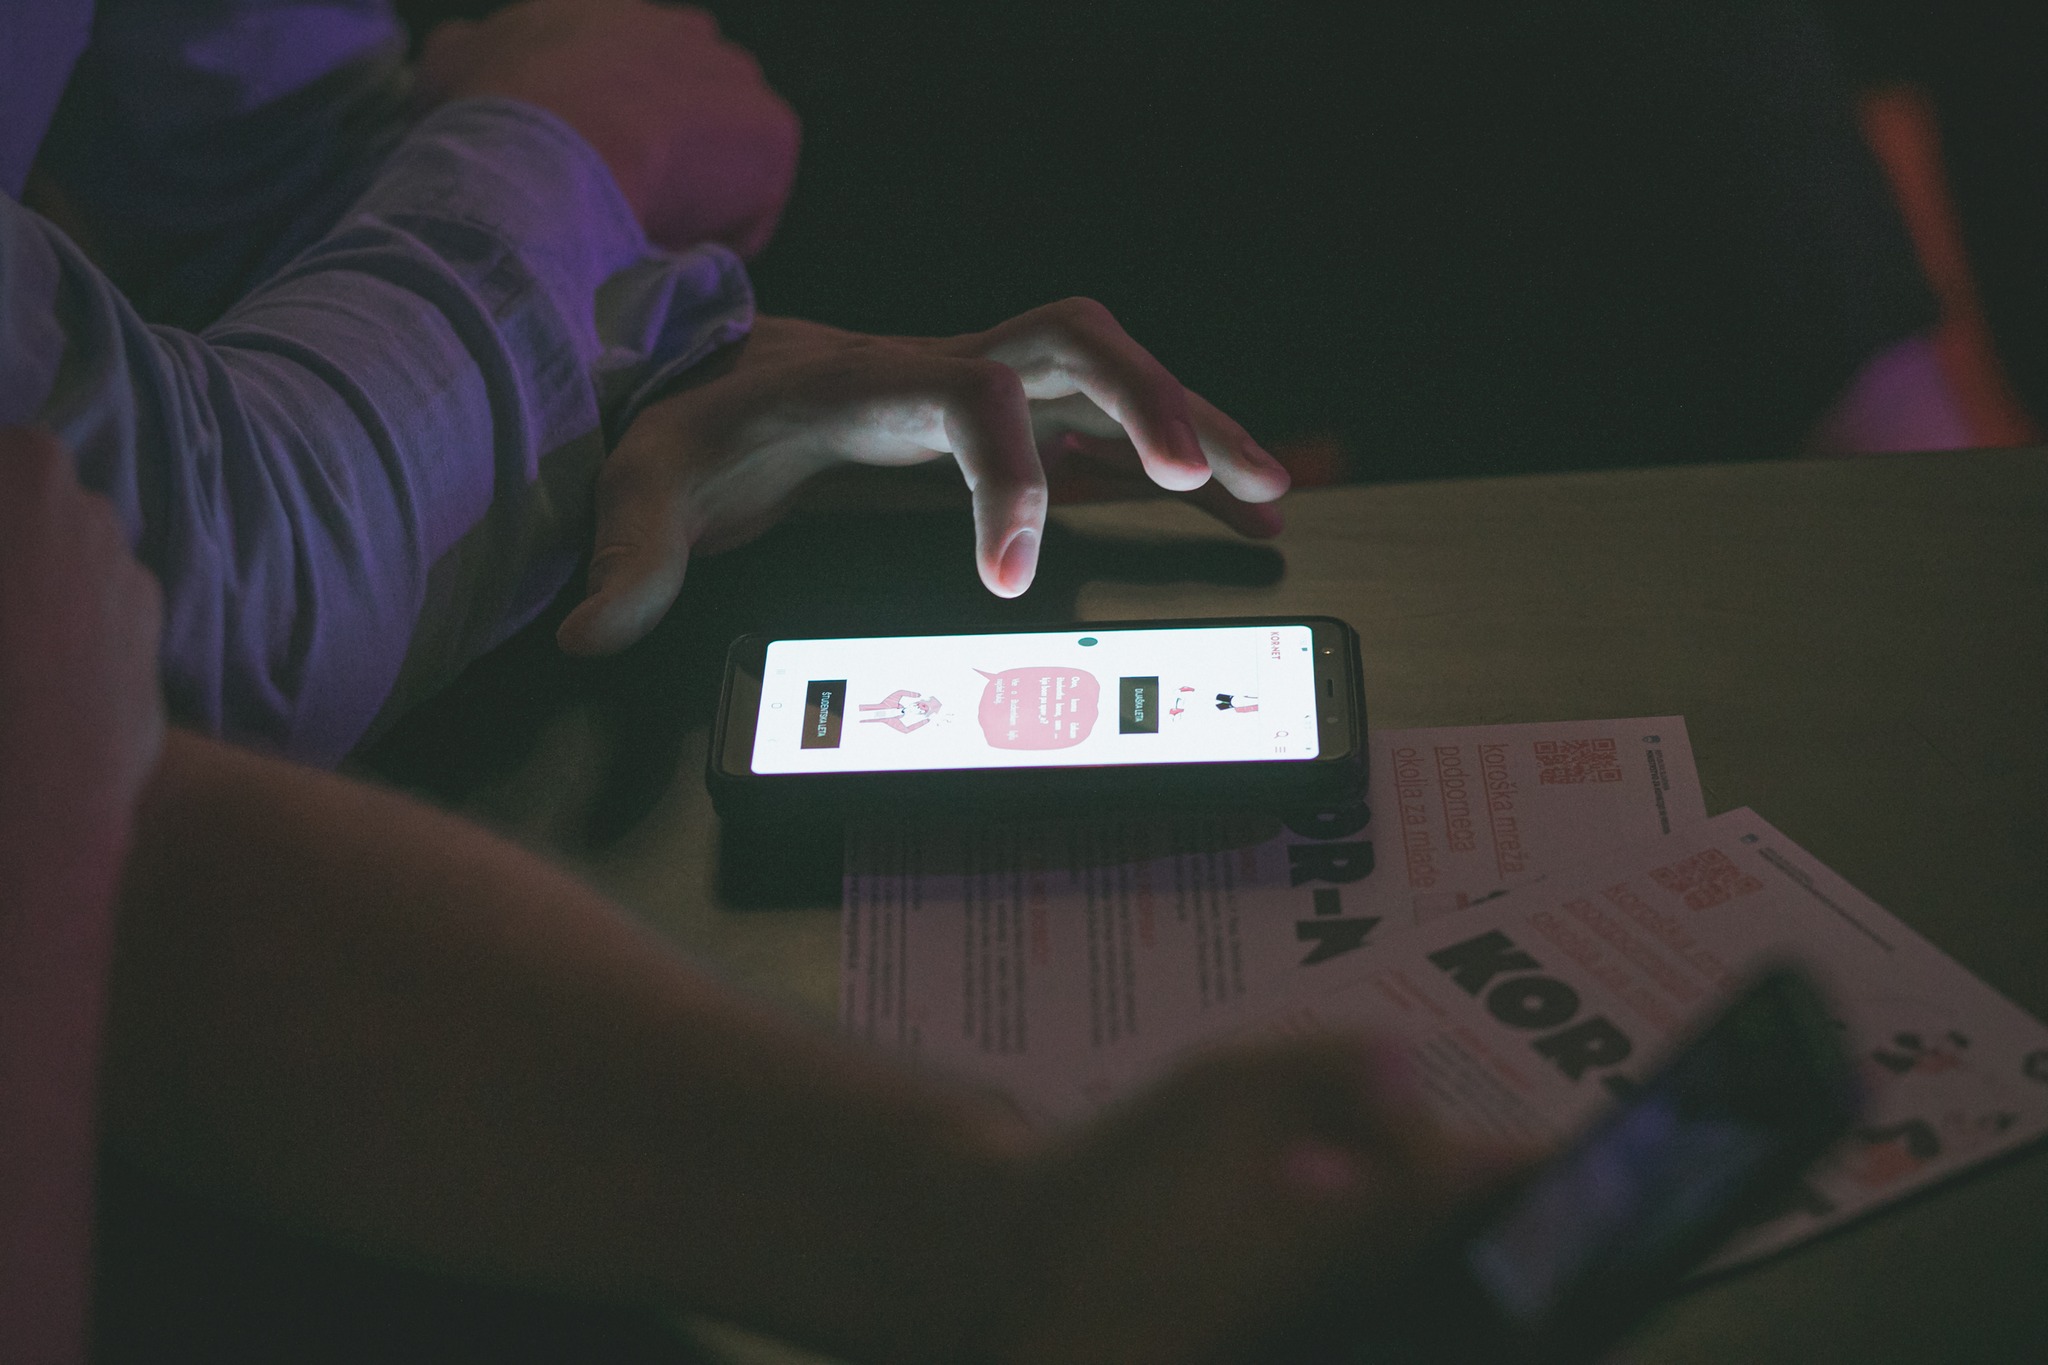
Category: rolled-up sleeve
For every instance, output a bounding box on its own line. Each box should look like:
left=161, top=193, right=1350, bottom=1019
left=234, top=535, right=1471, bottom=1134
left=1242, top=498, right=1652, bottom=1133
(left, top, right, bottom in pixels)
left=2, top=98, right=753, bottom=765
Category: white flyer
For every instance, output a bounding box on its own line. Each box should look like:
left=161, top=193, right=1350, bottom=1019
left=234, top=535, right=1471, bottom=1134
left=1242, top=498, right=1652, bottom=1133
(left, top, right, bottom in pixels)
left=841, top=717, right=1703, bottom=1117
left=1081, top=807, right=2048, bottom=1270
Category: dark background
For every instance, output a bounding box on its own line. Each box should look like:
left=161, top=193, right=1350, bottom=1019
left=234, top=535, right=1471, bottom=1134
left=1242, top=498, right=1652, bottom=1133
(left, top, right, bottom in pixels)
left=1820, top=0, right=2048, bottom=438
left=395, top=1, right=2048, bottom=480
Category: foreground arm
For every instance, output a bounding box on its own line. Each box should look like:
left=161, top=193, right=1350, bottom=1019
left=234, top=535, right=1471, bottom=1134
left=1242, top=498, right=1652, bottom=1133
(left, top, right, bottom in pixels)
left=0, top=429, right=164, bottom=1364
left=109, top=732, right=1491, bottom=1363
left=109, top=732, right=1008, bottom=1358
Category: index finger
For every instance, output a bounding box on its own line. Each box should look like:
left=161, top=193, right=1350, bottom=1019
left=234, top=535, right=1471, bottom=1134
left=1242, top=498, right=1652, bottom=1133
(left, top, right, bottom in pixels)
left=927, top=357, right=1050, bottom=598
left=800, top=351, right=1052, bottom=598
left=961, top=298, right=1291, bottom=503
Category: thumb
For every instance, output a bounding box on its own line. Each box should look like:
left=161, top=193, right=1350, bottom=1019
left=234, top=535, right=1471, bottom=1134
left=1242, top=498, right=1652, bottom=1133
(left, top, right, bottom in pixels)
left=556, top=459, right=693, bottom=656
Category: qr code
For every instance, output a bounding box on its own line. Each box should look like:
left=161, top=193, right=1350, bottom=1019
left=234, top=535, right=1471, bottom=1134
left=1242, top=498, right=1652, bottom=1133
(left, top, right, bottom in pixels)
left=1651, top=848, right=1765, bottom=910
left=1534, top=738, right=1622, bottom=784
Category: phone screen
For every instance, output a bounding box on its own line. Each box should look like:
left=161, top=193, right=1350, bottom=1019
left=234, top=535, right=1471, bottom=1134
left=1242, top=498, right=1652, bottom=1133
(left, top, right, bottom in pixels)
left=748, top=623, right=1321, bottom=775
left=1456, top=972, right=1851, bottom=1334
left=1461, top=1082, right=1776, bottom=1325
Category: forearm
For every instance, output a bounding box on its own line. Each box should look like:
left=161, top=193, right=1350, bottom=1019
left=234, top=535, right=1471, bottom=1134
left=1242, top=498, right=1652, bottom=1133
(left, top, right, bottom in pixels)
left=105, top=732, right=1022, bottom=1361
left=0, top=421, right=165, bottom=1362
left=0, top=813, right=127, bottom=1360
left=4, top=99, right=751, bottom=765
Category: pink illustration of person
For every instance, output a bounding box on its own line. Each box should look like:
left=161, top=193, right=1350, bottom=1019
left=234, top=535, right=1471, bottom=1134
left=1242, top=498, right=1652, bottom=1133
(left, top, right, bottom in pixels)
left=1168, top=686, right=1259, bottom=717
left=859, top=689, right=943, bottom=734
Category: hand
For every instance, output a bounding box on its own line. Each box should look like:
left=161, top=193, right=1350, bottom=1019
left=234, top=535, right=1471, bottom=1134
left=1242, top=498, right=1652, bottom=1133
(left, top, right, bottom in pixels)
left=0, top=427, right=165, bottom=842
left=418, top=0, right=800, bottom=257
left=556, top=301, right=1291, bottom=655
left=972, top=1038, right=1516, bottom=1365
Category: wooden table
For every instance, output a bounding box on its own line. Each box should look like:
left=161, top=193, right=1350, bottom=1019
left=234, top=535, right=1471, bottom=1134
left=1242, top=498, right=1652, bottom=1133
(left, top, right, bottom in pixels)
left=370, top=447, right=2048, bottom=1363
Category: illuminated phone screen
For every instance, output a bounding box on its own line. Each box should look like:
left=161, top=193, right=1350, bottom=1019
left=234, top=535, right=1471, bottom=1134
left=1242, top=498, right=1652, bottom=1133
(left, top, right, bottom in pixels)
left=1461, top=1086, right=1776, bottom=1325
left=1458, top=976, right=1834, bottom=1330
left=749, top=624, right=1321, bottom=775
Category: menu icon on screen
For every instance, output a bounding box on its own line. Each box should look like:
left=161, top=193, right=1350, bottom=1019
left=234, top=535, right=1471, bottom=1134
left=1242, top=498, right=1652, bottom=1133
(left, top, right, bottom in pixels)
left=801, top=679, right=847, bottom=749
left=1119, top=676, right=1160, bottom=734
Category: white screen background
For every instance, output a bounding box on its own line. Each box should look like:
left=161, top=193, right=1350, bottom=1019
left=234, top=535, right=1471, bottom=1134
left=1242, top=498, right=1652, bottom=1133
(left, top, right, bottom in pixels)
left=750, top=625, right=1320, bottom=774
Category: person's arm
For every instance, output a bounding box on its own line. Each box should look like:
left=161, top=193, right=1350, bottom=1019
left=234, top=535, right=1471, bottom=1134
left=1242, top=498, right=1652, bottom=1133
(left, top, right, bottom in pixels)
left=107, top=730, right=1495, bottom=1364
left=23, top=0, right=414, bottom=328
left=415, top=0, right=800, bottom=260
left=0, top=428, right=165, bottom=1365
left=106, top=729, right=1013, bottom=1358
left=2, top=96, right=751, bottom=766
left=0, top=0, right=92, bottom=200
left=28, top=0, right=801, bottom=330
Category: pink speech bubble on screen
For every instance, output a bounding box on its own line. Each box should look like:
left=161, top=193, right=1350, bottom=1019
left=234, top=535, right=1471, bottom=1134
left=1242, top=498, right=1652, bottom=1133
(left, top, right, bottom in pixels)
left=976, top=668, right=1101, bottom=749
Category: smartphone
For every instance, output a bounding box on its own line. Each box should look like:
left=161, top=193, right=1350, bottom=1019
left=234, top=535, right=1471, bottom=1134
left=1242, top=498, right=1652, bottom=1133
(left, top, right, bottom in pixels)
left=1336, top=966, right=1862, bottom=1365
left=708, top=616, right=1367, bottom=822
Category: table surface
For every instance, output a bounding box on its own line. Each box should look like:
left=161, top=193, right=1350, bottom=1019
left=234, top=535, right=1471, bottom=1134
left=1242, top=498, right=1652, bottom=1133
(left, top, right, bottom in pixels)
left=377, top=447, right=2048, bottom=1364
